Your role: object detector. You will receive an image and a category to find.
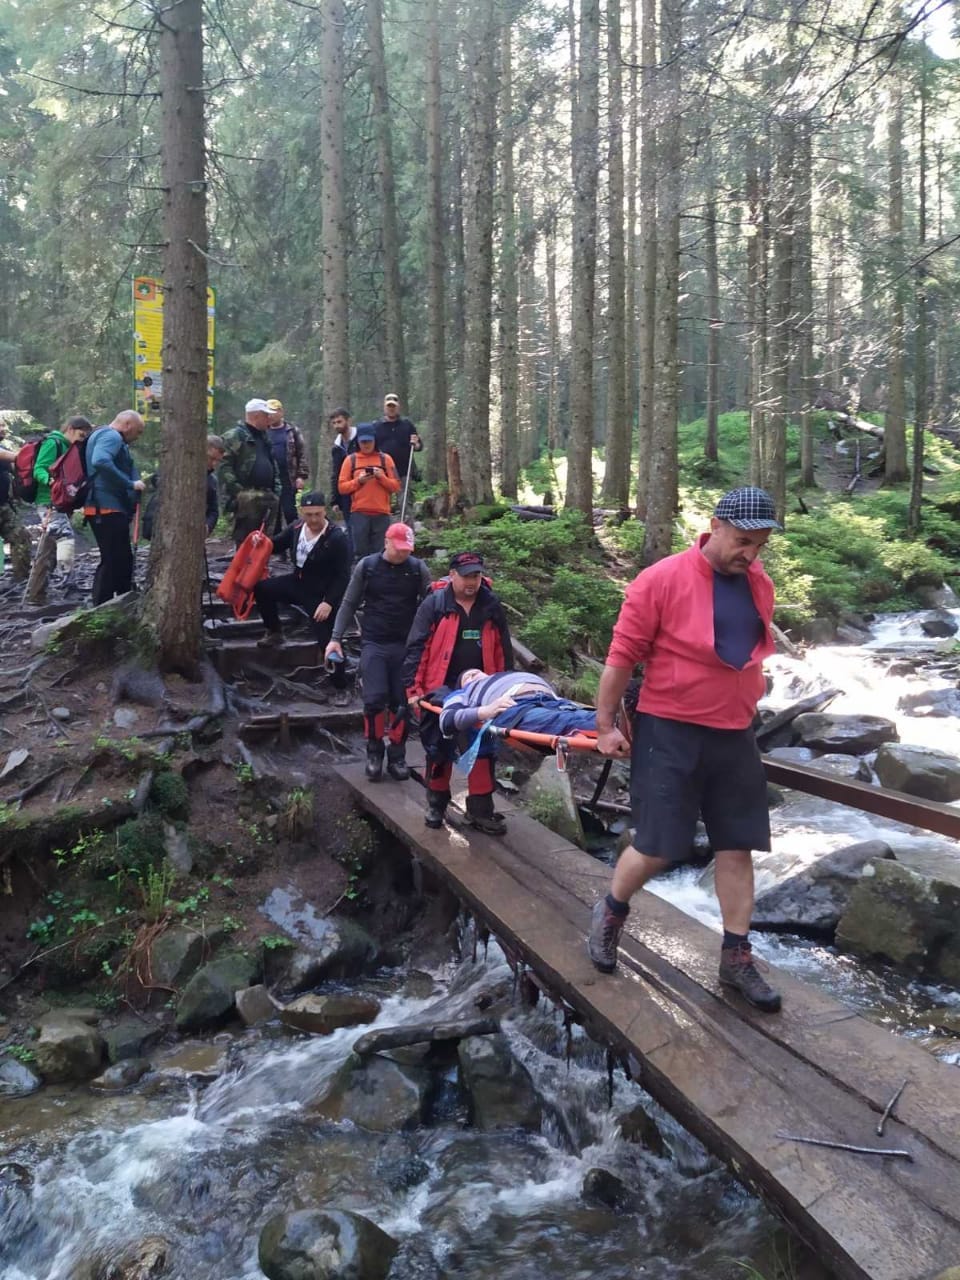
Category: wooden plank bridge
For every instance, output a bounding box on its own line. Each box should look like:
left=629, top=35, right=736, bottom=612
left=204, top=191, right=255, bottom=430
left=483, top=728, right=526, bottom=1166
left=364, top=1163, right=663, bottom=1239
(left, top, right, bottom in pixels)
left=336, top=750, right=960, bottom=1280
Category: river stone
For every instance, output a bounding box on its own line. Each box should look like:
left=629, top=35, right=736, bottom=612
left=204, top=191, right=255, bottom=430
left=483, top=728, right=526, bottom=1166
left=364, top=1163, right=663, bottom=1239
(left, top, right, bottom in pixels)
left=792, top=713, right=898, bottom=755
left=804, top=753, right=873, bottom=781
left=765, top=746, right=816, bottom=764
left=236, top=983, right=278, bottom=1026
left=617, top=1101, right=666, bottom=1156
left=0, top=1162, right=37, bottom=1251
left=0, top=1057, right=42, bottom=1097
left=457, top=1032, right=542, bottom=1132
left=175, top=952, right=260, bottom=1032
left=34, top=1019, right=104, bottom=1083
left=149, top=927, right=210, bottom=987
left=582, top=1167, right=642, bottom=1213
left=752, top=840, right=895, bottom=936
left=930, top=1271, right=960, bottom=1280
left=90, top=1058, right=151, bottom=1091
left=258, top=1208, right=397, bottom=1280
left=836, top=860, right=960, bottom=973
left=921, top=610, right=958, bottom=638
left=800, top=618, right=836, bottom=645
left=104, top=1018, right=163, bottom=1063
left=874, top=743, right=960, bottom=802
left=897, top=686, right=960, bottom=718
left=313, top=1053, right=431, bottom=1132
left=279, top=994, right=380, bottom=1037
left=91, top=1233, right=169, bottom=1278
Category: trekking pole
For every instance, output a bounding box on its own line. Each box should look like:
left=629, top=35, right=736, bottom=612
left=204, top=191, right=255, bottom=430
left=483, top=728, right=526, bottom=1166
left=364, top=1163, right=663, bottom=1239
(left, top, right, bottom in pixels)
left=398, top=460, right=414, bottom=527
left=131, top=498, right=141, bottom=592
left=202, top=544, right=216, bottom=613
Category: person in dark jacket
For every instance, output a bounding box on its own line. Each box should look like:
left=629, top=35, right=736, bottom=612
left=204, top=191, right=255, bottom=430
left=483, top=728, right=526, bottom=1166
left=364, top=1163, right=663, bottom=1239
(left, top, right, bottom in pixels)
left=219, top=399, right=280, bottom=546
left=326, top=522, right=432, bottom=781
left=403, top=551, right=514, bottom=834
left=266, top=397, right=309, bottom=527
left=205, top=435, right=225, bottom=534
left=329, top=407, right=357, bottom=556
left=253, top=490, right=352, bottom=702
left=373, top=393, right=422, bottom=481
left=83, top=410, right=146, bottom=605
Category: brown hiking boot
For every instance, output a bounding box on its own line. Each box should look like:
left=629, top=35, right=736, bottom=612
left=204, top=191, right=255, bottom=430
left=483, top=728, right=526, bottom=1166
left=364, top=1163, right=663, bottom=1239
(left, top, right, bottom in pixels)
left=719, top=944, right=782, bottom=1012
left=587, top=898, right=627, bottom=974
left=465, top=794, right=507, bottom=836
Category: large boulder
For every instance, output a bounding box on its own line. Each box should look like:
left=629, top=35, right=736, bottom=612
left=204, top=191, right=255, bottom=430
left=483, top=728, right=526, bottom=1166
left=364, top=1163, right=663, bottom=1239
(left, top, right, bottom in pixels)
left=312, top=1054, right=431, bottom=1132
left=836, top=860, right=960, bottom=975
left=752, top=840, right=894, bottom=936
left=258, top=1209, right=397, bottom=1280
left=104, top=1018, right=163, bottom=1064
left=34, top=1018, right=104, bottom=1083
left=278, top=994, right=380, bottom=1037
left=174, top=952, right=260, bottom=1032
left=792, top=714, right=898, bottom=755
left=260, top=888, right=379, bottom=992
left=920, top=610, right=958, bottom=638
left=0, top=1057, right=42, bottom=1098
left=149, top=927, right=211, bottom=988
left=874, top=743, right=960, bottom=802
left=457, top=1033, right=542, bottom=1132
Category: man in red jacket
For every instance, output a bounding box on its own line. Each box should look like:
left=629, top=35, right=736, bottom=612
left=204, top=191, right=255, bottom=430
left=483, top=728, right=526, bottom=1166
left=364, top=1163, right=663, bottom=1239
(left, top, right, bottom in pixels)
left=403, top=551, right=513, bottom=834
left=587, top=487, right=783, bottom=1012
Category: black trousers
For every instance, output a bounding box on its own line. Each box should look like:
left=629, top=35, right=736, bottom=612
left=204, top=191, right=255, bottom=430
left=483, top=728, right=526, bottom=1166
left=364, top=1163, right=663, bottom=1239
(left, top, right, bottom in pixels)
left=253, top=575, right=345, bottom=686
left=89, top=512, right=134, bottom=605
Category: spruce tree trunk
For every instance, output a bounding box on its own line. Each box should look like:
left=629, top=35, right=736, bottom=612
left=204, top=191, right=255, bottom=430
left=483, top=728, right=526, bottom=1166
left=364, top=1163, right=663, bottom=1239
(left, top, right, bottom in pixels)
left=625, top=0, right=638, bottom=466
left=908, top=52, right=928, bottom=537
left=796, top=117, right=815, bottom=488
left=641, top=0, right=681, bottom=565
left=601, top=0, right=628, bottom=508
left=425, top=0, right=447, bottom=484
left=546, top=208, right=560, bottom=454
left=146, top=0, right=208, bottom=676
left=320, top=0, right=350, bottom=411
left=704, top=187, right=720, bottom=463
left=460, top=0, right=497, bottom=505
left=885, top=75, right=909, bottom=483
left=746, top=149, right=768, bottom=486
left=764, top=121, right=796, bottom=523
left=498, top=21, right=519, bottom=498
left=366, top=0, right=407, bottom=404
left=635, top=0, right=656, bottom=519
left=565, top=0, right=600, bottom=516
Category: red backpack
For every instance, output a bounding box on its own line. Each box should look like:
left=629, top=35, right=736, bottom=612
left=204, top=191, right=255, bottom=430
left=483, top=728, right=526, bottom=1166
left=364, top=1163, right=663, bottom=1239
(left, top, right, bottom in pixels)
left=49, top=438, right=91, bottom=513
left=12, top=437, right=44, bottom=502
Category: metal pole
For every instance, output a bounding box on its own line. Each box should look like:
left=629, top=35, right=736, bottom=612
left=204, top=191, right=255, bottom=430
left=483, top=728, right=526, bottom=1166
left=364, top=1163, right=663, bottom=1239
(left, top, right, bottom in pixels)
left=398, top=460, right=414, bottom=527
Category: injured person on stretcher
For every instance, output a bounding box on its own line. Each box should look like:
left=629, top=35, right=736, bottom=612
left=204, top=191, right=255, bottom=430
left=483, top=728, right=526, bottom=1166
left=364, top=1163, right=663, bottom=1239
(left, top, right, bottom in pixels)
left=439, top=669, right=598, bottom=742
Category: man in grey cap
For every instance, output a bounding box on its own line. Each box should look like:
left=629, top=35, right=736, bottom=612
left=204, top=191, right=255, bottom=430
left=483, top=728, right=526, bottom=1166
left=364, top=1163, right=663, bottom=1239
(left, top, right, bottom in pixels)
left=220, top=398, right=280, bottom=546
left=586, top=486, right=785, bottom=1012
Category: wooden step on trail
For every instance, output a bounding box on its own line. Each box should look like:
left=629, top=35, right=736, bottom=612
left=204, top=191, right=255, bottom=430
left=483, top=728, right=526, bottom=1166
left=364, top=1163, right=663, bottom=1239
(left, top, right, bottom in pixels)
left=336, top=750, right=960, bottom=1280
left=209, top=637, right=321, bottom=677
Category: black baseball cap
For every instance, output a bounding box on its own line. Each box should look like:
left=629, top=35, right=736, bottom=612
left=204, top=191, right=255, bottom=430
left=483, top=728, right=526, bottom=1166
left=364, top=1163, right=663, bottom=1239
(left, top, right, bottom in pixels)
left=449, top=551, right=484, bottom=574
left=713, top=487, right=782, bottom=531
left=300, top=489, right=327, bottom=507
left=356, top=423, right=376, bottom=441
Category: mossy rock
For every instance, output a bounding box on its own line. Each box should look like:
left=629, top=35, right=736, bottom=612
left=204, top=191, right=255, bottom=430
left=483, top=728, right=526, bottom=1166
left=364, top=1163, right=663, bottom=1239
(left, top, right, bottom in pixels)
left=149, top=770, right=190, bottom=820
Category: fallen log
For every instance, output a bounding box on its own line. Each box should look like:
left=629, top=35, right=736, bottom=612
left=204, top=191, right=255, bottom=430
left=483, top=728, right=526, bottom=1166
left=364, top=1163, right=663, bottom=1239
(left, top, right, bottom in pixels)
left=755, top=687, right=841, bottom=746
left=510, top=635, right=545, bottom=672
left=352, top=1016, right=499, bottom=1058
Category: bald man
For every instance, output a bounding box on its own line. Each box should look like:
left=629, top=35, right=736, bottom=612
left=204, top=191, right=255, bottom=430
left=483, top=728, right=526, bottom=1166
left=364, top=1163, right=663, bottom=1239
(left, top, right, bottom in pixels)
left=83, top=410, right=146, bottom=604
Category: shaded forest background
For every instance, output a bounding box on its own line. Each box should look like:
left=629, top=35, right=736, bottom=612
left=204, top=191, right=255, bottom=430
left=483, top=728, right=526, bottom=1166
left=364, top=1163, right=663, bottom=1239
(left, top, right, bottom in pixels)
left=0, top=0, right=958, bottom=547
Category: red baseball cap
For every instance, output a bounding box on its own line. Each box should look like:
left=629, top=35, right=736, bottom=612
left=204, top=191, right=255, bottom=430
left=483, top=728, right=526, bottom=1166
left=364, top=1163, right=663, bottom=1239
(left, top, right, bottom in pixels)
left=386, top=522, right=415, bottom=550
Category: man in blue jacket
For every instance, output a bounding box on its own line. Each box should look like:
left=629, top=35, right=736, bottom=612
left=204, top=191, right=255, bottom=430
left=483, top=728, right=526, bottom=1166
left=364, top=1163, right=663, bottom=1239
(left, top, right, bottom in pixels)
left=83, top=410, right=146, bottom=604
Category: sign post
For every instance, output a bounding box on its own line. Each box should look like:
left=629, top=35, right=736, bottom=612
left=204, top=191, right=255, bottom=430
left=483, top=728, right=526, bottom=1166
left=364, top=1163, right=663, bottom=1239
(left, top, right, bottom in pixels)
left=133, top=276, right=216, bottom=423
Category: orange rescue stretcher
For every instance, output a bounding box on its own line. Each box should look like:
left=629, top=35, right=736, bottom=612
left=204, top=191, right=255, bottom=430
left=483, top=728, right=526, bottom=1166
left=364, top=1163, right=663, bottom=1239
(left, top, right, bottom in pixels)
left=417, top=698, right=602, bottom=773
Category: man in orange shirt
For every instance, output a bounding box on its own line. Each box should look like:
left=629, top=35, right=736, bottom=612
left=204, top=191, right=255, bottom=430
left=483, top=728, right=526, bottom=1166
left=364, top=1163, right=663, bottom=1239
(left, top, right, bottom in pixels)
left=336, top=423, right=400, bottom=558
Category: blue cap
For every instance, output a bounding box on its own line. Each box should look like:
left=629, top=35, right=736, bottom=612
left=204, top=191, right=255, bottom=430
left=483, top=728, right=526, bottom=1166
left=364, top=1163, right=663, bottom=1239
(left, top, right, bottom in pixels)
left=355, top=423, right=376, bottom=441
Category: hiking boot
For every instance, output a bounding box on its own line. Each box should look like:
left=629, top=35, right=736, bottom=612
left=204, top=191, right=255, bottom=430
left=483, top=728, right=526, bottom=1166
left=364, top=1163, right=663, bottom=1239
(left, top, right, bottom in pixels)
left=719, top=944, right=782, bottom=1012
left=385, top=746, right=410, bottom=782
left=256, top=630, right=283, bottom=649
left=425, top=791, right=450, bottom=829
left=331, top=686, right=352, bottom=708
left=465, top=794, right=507, bottom=837
left=587, top=898, right=627, bottom=974
left=365, top=744, right=384, bottom=782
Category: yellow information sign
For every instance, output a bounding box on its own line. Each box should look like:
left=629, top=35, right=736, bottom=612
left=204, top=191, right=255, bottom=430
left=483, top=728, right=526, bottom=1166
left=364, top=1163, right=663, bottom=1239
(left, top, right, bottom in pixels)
left=132, top=276, right=216, bottom=423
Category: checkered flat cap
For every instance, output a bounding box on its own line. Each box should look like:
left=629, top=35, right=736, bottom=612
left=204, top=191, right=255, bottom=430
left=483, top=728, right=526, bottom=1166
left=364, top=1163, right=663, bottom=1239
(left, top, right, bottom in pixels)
left=713, top=487, right=782, bottom=531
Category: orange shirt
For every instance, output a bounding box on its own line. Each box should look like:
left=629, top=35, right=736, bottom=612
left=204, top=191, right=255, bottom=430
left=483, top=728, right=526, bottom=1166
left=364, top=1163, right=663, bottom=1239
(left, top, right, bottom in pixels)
left=337, top=450, right=400, bottom=516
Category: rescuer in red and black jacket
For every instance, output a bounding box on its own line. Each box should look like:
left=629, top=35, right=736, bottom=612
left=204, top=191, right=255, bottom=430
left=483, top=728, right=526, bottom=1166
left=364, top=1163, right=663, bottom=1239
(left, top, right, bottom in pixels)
left=403, top=550, right=514, bottom=836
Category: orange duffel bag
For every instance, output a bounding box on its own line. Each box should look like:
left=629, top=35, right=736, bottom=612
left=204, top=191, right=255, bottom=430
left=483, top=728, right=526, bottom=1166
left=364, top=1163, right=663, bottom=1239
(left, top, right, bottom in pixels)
left=216, top=528, right=272, bottom=620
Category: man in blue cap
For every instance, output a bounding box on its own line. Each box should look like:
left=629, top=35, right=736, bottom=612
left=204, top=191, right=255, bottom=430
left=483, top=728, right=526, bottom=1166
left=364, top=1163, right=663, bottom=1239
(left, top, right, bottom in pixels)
left=336, top=423, right=400, bottom=558
left=587, top=486, right=784, bottom=1012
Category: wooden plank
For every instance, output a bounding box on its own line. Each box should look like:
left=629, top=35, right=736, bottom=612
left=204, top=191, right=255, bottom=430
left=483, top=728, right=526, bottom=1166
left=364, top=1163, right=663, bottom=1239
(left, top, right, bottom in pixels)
left=338, top=761, right=960, bottom=1280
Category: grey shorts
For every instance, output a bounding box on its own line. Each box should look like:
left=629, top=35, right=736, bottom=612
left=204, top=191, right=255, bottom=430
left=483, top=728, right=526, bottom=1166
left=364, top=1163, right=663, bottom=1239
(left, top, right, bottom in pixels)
left=629, top=713, right=770, bottom=861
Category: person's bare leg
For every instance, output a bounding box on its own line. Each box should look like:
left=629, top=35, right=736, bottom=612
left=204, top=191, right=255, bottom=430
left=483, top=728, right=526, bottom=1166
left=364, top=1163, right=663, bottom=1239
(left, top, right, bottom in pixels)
left=588, top=844, right=672, bottom=973
left=611, top=844, right=672, bottom=901
left=712, top=848, right=754, bottom=933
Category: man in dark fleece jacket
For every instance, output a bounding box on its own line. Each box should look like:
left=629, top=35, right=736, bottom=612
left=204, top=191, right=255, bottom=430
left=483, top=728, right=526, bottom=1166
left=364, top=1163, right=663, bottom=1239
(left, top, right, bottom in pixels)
left=253, top=490, right=351, bottom=702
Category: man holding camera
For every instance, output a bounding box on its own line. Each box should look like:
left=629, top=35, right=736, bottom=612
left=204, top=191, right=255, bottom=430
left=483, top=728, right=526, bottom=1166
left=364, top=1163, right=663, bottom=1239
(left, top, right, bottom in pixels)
left=336, top=422, right=400, bottom=558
